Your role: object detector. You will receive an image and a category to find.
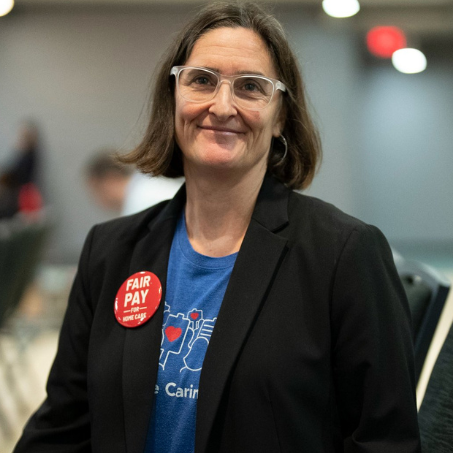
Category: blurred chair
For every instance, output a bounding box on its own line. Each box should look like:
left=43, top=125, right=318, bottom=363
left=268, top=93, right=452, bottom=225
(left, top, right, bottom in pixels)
left=0, top=217, right=48, bottom=328
left=394, top=254, right=451, bottom=383
left=0, top=216, right=49, bottom=438
left=418, top=321, right=453, bottom=451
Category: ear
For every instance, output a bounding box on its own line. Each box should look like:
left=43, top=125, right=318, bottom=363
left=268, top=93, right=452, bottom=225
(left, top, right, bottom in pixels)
left=272, top=98, right=286, bottom=138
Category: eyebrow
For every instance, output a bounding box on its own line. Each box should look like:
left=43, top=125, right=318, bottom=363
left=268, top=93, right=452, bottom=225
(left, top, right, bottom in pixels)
left=201, top=66, right=266, bottom=77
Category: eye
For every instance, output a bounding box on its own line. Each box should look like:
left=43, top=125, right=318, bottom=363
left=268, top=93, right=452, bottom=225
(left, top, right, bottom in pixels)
left=243, top=81, right=260, bottom=92
left=193, top=76, right=211, bottom=85
left=188, top=71, right=217, bottom=87
left=235, top=77, right=268, bottom=96
left=180, top=69, right=217, bottom=88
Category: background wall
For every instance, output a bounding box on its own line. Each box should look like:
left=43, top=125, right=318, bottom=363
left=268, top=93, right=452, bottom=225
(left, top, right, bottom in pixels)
left=0, top=7, right=190, bottom=261
left=0, top=4, right=451, bottom=262
left=357, top=41, right=453, bottom=246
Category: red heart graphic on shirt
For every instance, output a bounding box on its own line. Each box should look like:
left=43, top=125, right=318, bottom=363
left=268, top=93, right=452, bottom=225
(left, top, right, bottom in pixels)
left=165, top=326, right=182, bottom=342
left=190, top=313, right=199, bottom=320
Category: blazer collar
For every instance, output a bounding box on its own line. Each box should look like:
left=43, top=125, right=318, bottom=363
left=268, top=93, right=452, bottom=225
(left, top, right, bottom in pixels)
left=196, top=175, right=290, bottom=452
left=122, top=185, right=186, bottom=453
left=122, top=176, right=290, bottom=453
left=252, top=174, right=289, bottom=232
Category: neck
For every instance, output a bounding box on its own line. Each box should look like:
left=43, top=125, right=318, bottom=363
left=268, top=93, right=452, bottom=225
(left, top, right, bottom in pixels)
left=184, top=165, right=265, bottom=257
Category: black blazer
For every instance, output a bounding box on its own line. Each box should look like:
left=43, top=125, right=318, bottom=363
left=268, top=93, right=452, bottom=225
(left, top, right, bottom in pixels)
left=15, top=176, right=421, bottom=452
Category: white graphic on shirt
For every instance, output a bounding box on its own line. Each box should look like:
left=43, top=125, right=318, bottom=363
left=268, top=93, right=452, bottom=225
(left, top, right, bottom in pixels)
left=159, top=303, right=217, bottom=372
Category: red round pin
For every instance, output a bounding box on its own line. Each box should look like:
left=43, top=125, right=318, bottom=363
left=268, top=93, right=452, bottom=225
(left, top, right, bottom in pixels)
left=114, top=271, right=162, bottom=328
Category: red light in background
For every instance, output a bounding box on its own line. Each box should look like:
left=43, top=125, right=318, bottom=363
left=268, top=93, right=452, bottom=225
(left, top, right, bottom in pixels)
left=366, top=26, right=407, bottom=59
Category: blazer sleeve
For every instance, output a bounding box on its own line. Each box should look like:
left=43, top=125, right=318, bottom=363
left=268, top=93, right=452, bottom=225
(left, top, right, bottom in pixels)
left=13, top=226, right=96, bottom=453
left=331, top=224, right=421, bottom=452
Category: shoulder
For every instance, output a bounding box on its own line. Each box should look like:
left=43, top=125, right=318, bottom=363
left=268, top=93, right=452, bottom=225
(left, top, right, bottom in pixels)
left=289, top=191, right=365, bottom=230
left=289, top=191, right=381, bottom=238
left=285, top=191, right=391, bottom=263
left=80, top=184, right=186, bottom=272
left=86, top=200, right=170, bottom=256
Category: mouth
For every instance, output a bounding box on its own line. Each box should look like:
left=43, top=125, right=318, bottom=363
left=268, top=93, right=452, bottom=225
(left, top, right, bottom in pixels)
left=198, top=126, right=244, bottom=135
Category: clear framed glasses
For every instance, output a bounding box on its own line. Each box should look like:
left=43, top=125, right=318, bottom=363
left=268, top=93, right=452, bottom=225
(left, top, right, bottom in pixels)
left=170, top=66, right=286, bottom=111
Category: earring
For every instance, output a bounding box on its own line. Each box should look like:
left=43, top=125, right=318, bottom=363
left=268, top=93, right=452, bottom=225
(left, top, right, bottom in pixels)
left=277, top=135, right=287, bottom=163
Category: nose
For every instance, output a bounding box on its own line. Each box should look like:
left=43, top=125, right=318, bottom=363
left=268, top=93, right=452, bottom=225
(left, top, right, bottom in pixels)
left=208, top=80, right=237, bottom=119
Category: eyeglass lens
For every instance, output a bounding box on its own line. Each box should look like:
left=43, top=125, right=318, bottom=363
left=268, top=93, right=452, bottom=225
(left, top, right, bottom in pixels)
left=177, top=68, right=275, bottom=110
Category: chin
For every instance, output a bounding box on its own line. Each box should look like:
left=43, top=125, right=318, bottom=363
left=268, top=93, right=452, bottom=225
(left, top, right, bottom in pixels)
left=201, top=157, right=242, bottom=172
left=196, top=143, right=246, bottom=167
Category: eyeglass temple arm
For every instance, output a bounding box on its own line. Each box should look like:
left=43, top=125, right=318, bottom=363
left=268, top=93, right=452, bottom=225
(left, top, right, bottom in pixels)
left=275, top=81, right=286, bottom=93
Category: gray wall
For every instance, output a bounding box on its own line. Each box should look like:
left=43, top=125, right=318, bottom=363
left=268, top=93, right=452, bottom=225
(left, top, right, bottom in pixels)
left=281, top=13, right=361, bottom=217
left=357, top=46, right=453, bottom=244
left=0, top=7, right=190, bottom=261
left=0, top=5, right=451, bottom=262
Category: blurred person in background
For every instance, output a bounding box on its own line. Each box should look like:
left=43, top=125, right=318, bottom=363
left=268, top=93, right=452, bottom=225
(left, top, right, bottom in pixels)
left=14, top=3, right=420, bottom=452
left=86, top=150, right=134, bottom=213
left=86, top=149, right=183, bottom=215
left=0, top=120, right=43, bottom=218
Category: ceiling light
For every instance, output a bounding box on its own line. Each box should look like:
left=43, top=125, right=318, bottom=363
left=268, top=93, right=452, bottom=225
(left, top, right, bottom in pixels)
left=0, top=0, right=14, bottom=17
left=322, top=0, right=360, bottom=18
left=392, top=48, right=427, bottom=74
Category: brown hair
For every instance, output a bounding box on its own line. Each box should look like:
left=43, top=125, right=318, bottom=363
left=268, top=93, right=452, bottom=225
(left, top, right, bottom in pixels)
left=120, top=2, right=321, bottom=190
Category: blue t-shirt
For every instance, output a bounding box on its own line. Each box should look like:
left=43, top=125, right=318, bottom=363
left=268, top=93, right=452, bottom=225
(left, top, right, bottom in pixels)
left=145, top=213, right=237, bottom=453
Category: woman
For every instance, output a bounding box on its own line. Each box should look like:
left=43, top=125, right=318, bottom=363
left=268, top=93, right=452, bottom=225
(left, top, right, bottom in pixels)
left=15, top=3, right=420, bottom=452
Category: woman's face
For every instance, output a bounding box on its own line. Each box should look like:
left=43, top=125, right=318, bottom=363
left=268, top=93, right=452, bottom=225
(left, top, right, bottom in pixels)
left=174, top=27, right=284, bottom=179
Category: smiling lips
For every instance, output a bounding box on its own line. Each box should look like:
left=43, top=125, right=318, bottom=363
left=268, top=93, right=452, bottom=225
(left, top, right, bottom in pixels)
left=199, top=125, right=244, bottom=135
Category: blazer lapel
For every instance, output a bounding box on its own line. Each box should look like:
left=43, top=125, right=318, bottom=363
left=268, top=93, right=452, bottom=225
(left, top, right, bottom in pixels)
left=196, top=177, right=290, bottom=452
left=122, top=188, right=186, bottom=453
